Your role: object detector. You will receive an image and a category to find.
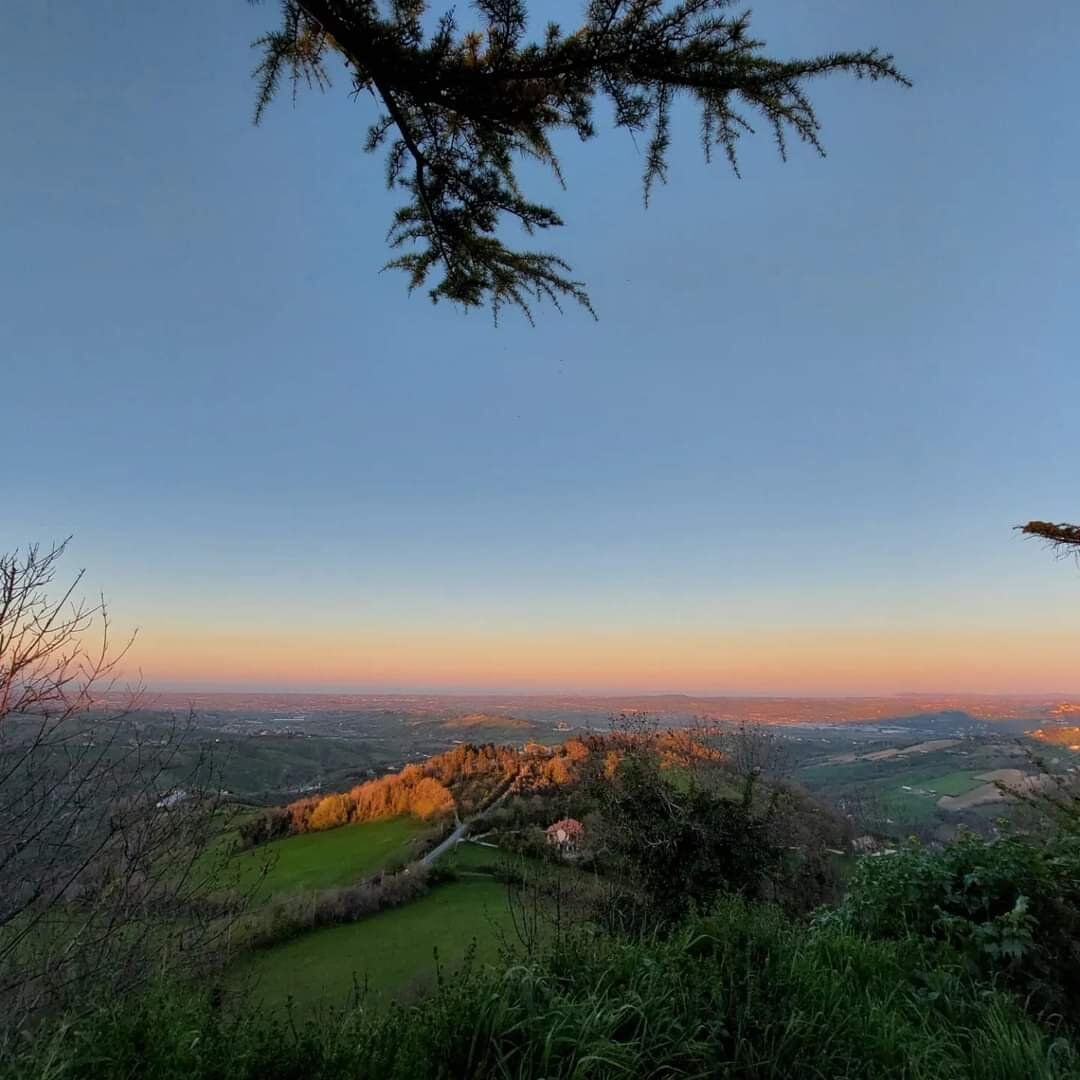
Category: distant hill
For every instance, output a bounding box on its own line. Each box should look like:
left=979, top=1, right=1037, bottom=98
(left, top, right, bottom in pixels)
left=865, top=711, right=988, bottom=734
left=442, top=713, right=535, bottom=731
left=115, top=689, right=1070, bottom=730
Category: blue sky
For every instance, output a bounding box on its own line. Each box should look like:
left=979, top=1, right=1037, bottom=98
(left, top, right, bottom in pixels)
left=2, top=1, right=1078, bottom=693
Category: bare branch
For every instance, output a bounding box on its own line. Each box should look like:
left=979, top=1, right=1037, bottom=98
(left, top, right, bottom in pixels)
left=0, top=543, right=248, bottom=1031
left=1018, top=521, right=1080, bottom=560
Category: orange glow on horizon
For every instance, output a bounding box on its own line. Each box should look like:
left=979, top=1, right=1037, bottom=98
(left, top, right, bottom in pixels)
left=124, top=624, right=1080, bottom=695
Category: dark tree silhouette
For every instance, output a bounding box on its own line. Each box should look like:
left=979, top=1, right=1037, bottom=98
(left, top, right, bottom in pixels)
left=251, top=0, right=908, bottom=320
left=1020, top=521, right=1080, bottom=557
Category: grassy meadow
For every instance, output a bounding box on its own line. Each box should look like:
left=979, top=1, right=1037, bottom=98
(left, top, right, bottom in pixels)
left=226, top=831, right=567, bottom=1011
left=231, top=816, right=431, bottom=898
left=231, top=877, right=515, bottom=1008
left=441, top=840, right=518, bottom=872
left=877, top=769, right=986, bottom=822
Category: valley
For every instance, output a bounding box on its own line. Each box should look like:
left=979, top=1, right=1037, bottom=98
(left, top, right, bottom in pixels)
left=174, top=694, right=1080, bottom=1018
left=109, top=691, right=1079, bottom=841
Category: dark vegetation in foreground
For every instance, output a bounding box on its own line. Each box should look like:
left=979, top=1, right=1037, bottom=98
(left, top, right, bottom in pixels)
left=5, top=899, right=1077, bottom=1080
left=7, top=734, right=1080, bottom=1079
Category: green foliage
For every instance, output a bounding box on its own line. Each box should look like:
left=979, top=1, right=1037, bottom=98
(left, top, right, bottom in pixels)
left=6, top=899, right=1074, bottom=1080
left=825, top=829, right=1080, bottom=1026
left=236, top=806, right=291, bottom=849
left=591, top=745, right=783, bottom=924
left=251, top=0, right=908, bottom=320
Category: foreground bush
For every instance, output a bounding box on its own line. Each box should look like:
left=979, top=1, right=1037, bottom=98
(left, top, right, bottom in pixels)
left=825, top=829, right=1080, bottom=1027
left=5, top=900, right=1075, bottom=1080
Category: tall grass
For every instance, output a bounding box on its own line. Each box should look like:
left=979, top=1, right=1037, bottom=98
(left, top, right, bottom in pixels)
left=4, top=899, right=1075, bottom=1080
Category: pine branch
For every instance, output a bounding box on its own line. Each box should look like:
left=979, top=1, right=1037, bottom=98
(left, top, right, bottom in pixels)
left=250, top=0, right=909, bottom=322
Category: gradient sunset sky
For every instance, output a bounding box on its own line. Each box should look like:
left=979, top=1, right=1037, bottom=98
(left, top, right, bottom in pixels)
left=3, top=1, right=1078, bottom=694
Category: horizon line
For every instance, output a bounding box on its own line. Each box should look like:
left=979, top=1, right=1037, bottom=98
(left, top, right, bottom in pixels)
left=119, top=683, right=1080, bottom=701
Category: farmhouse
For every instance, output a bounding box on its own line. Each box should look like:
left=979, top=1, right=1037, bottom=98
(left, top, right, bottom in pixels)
left=545, top=817, right=585, bottom=852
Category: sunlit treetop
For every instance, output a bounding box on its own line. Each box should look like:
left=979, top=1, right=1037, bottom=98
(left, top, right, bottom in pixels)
left=252, top=0, right=908, bottom=322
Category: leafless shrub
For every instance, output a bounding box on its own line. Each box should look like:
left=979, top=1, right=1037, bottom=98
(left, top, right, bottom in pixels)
left=709, top=718, right=790, bottom=784
left=995, top=741, right=1080, bottom=835
left=501, top=859, right=607, bottom=958
left=0, top=541, right=252, bottom=1031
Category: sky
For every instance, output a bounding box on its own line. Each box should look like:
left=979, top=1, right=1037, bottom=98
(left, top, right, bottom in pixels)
left=2, top=1, right=1079, bottom=695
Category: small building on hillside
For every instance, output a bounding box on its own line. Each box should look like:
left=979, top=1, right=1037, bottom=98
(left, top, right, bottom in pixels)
left=155, top=789, right=188, bottom=811
left=852, top=834, right=882, bottom=855
left=545, top=817, right=585, bottom=853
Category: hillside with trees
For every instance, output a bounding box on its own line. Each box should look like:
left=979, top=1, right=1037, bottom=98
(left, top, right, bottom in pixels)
left=6, top=714, right=1080, bottom=1079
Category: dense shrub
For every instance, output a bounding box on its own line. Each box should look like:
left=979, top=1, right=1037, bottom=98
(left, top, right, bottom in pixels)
left=590, top=750, right=785, bottom=923
left=235, top=807, right=291, bottom=849
left=243, top=864, right=433, bottom=949
left=279, top=743, right=548, bottom=838
left=4, top=900, right=1074, bottom=1080
left=825, top=829, right=1080, bottom=1026
left=288, top=770, right=456, bottom=834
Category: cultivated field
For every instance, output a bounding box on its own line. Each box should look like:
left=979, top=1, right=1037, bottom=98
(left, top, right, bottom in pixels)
left=231, top=877, right=516, bottom=1008
left=792, top=726, right=1069, bottom=838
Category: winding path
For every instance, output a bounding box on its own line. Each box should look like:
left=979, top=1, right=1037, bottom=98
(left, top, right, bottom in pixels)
left=420, top=779, right=517, bottom=866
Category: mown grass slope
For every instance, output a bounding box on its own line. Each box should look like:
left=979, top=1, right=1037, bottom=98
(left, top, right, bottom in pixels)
left=231, top=878, right=515, bottom=1008
left=233, top=816, right=430, bottom=898
left=441, top=841, right=519, bottom=872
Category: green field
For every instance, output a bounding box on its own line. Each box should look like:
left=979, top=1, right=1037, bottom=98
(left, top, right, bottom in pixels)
left=442, top=841, right=516, bottom=872
left=876, top=770, right=984, bottom=825
left=232, top=878, right=515, bottom=1008
left=796, top=754, right=989, bottom=831
left=233, top=816, right=431, bottom=897
left=878, top=789, right=939, bottom=825
left=913, top=770, right=984, bottom=797
left=800, top=757, right=986, bottom=798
